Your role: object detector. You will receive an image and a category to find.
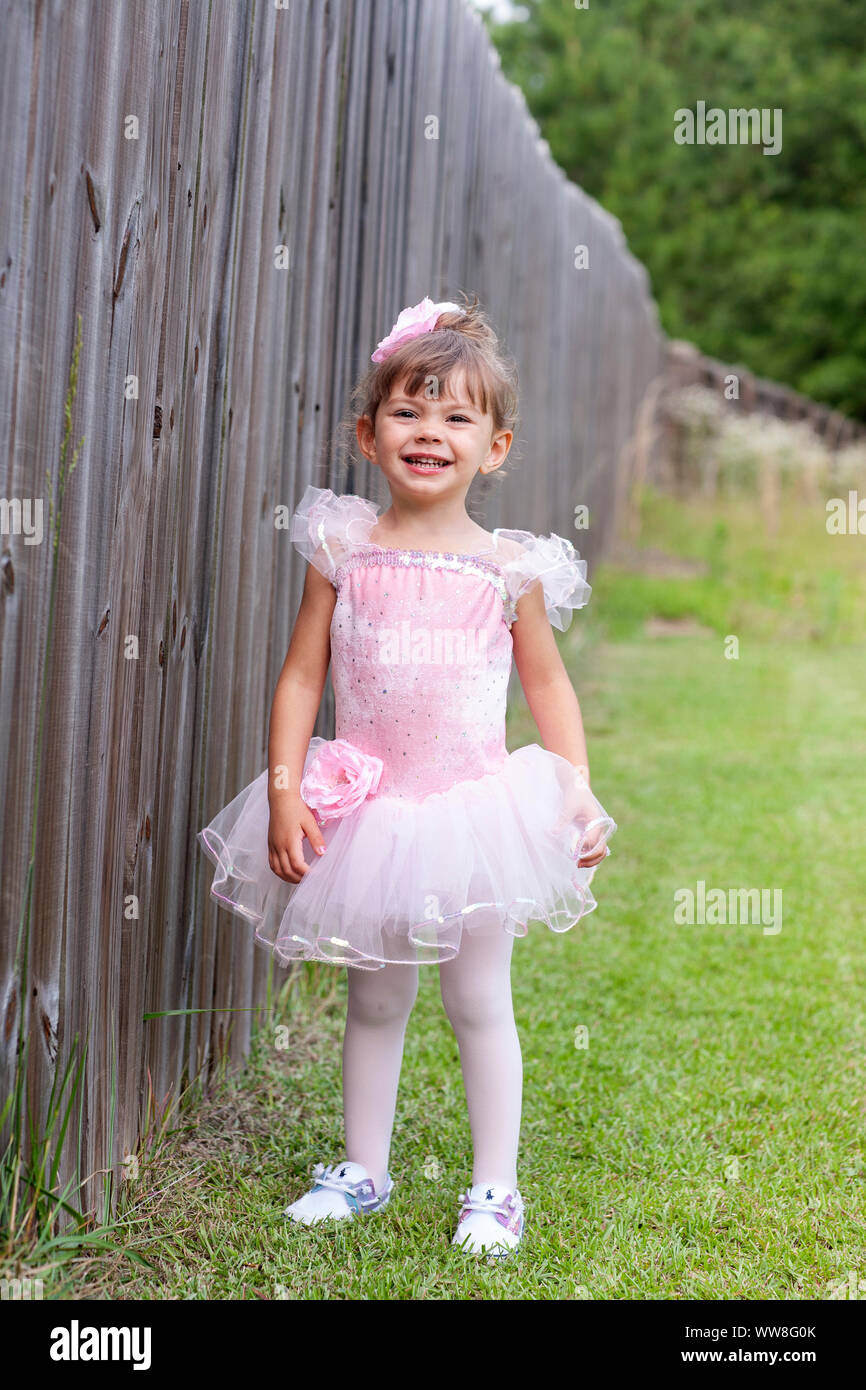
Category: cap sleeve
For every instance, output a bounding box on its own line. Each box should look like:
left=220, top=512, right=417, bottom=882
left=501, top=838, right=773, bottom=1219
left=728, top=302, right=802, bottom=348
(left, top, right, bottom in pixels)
left=289, top=485, right=380, bottom=584
left=494, top=528, right=591, bottom=631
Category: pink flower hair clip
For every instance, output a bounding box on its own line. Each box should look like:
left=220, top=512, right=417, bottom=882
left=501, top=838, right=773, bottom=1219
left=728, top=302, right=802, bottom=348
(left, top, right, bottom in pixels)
left=371, top=296, right=464, bottom=363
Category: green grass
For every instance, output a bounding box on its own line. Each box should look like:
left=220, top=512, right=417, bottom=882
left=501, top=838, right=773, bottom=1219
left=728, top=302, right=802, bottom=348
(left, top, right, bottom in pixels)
left=9, top=487, right=866, bottom=1299
left=594, top=487, right=866, bottom=644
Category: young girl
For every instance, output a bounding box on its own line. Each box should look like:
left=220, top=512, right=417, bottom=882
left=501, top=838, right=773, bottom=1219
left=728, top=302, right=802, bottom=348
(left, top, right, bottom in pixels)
left=197, top=294, right=616, bottom=1258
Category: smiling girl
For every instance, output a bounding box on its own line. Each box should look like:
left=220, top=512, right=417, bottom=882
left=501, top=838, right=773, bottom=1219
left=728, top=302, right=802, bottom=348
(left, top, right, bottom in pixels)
left=198, top=293, right=616, bottom=1257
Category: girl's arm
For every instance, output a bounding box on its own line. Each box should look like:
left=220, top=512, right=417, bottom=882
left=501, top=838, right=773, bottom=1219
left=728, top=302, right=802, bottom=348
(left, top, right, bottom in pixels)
left=510, top=583, right=604, bottom=866
left=511, top=582, right=590, bottom=776
left=267, top=562, right=337, bottom=883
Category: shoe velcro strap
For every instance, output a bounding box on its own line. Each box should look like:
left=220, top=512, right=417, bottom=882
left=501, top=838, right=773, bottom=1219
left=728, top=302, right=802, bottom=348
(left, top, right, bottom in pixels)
left=457, top=1192, right=513, bottom=1215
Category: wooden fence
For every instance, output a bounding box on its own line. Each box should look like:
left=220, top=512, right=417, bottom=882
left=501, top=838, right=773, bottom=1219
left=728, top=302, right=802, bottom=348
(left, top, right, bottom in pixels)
left=0, top=0, right=665, bottom=1224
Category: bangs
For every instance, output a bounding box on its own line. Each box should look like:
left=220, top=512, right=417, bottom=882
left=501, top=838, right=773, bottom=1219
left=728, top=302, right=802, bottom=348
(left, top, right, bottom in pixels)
left=378, top=335, right=494, bottom=418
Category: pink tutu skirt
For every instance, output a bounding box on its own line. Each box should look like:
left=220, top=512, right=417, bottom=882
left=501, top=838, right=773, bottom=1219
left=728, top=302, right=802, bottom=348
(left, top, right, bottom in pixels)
left=197, top=740, right=616, bottom=970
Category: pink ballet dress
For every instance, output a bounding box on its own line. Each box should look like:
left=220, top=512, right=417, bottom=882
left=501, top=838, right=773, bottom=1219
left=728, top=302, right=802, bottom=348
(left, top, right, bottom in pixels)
left=197, top=485, right=617, bottom=970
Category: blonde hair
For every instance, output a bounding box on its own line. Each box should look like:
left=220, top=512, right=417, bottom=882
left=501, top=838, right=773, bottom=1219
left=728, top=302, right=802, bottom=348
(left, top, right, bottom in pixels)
left=334, top=291, right=521, bottom=487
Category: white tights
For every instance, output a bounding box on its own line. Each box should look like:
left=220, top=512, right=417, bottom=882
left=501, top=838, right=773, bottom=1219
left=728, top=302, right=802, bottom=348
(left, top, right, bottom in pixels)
left=341, top=928, right=522, bottom=1192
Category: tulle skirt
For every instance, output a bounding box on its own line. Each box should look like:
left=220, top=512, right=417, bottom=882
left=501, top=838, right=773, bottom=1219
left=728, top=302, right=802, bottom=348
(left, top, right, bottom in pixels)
left=197, top=741, right=617, bottom=970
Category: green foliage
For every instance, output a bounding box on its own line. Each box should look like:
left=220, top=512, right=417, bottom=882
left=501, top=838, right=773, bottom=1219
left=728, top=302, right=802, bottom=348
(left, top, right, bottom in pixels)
left=484, top=0, right=866, bottom=418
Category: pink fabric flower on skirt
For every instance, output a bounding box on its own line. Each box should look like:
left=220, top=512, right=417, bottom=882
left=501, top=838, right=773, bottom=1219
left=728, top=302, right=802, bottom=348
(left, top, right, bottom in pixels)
left=300, top=739, right=384, bottom=823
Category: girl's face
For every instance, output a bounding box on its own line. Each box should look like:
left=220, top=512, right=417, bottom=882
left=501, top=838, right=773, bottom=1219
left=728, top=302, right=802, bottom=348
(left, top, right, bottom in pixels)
left=357, top=371, right=512, bottom=500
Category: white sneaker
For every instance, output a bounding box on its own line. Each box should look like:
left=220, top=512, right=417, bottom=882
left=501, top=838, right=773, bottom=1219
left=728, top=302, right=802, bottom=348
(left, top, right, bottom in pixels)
left=452, top=1181, right=525, bottom=1256
left=284, top=1160, right=394, bottom=1224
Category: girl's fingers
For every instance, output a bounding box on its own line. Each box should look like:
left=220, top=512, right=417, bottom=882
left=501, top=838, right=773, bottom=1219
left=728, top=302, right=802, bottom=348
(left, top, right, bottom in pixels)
left=281, top=843, right=303, bottom=881
left=267, top=819, right=326, bottom=883
left=286, top=831, right=311, bottom=880
left=578, top=838, right=611, bottom=867
left=302, top=813, right=326, bottom=857
left=576, top=821, right=610, bottom=867
left=268, top=838, right=304, bottom=883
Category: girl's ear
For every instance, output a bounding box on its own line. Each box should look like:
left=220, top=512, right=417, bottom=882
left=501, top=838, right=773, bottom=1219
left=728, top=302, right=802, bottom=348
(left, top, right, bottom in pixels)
left=356, top=414, right=375, bottom=460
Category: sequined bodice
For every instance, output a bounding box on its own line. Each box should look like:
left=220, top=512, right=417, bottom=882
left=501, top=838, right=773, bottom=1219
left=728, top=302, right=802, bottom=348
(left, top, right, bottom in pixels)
left=330, top=549, right=516, bottom=799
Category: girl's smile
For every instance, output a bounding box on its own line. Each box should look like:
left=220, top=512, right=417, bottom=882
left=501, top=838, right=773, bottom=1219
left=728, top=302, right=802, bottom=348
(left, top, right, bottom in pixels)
left=401, top=452, right=455, bottom=475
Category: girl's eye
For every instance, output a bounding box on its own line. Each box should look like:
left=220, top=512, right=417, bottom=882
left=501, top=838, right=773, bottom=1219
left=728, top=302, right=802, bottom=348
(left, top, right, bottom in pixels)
left=394, top=410, right=470, bottom=423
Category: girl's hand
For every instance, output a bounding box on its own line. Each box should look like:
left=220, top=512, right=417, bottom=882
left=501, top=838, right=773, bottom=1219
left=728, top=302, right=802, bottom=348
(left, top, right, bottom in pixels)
left=556, top=776, right=611, bottom=870
left=576, top=816, right=609, bottom=869
left=268, top=793, right=326, bottom=884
